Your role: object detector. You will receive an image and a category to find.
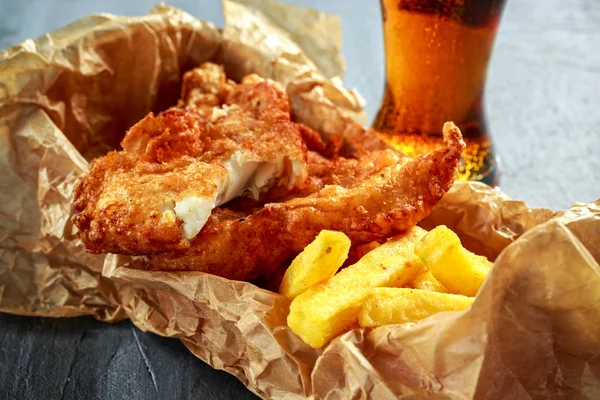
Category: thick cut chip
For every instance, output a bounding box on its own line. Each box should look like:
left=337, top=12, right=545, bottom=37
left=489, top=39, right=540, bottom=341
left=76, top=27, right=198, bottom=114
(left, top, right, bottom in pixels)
left=279, top=230, right=351, bottom=300
left=415, top=225, right=493, bottom=296
left=408, top=271, right=448, bottom=293
left=287, top=227, right=427, bottom=348
left=358, top=288, right=474, bottom=327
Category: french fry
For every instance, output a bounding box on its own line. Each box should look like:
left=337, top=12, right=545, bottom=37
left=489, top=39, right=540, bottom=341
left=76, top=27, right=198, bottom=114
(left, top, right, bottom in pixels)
left=279, top=230, right=351, bottom=300
left=409, top=271, right=448, bottom=293
left=359, top=288, right=474, bottom=327
left=415, top=225, right=493, bottom=296
left=287, top=227, right=427, bottom=348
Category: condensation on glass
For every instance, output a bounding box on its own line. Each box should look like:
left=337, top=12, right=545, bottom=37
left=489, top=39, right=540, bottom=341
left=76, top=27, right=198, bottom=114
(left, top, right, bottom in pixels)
left=373, top=0, right=507, bottom=185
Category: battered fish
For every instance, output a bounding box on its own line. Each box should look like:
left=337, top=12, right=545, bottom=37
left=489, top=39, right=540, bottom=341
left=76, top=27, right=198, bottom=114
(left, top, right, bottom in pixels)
left=144, top=122, right=465, bottom=280
left=73, top=62, right=464, bottom=283
left=73, top=64, right=308, bottom=254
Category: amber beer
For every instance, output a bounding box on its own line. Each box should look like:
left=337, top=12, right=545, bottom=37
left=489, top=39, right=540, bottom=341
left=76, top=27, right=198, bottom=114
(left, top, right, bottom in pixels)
left=373, top=0, right=507, bottom=184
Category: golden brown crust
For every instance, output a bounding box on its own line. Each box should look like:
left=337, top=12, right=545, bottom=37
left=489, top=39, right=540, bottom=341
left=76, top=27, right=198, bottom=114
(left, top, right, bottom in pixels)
left=73, top=63, right=308, bottom=255
left=73, top=61, right=464, bottom=282
left=73, top=155, right=227, bottom=254
left=145, top=123, right=465, bottom=280
left=121, top=109, right=206, bottom=162
left=225, top=75, right=290, bottom=123
left=178, top=62, right=235, bottom=117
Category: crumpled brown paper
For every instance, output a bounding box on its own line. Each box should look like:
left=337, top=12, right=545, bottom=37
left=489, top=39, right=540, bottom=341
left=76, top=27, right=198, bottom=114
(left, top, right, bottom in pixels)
left=1, top=1, right=599, bottom=399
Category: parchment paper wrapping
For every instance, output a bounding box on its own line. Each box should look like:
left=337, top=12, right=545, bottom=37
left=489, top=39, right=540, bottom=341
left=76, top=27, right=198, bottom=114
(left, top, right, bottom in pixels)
left=1, top=1, right=599, bottom=399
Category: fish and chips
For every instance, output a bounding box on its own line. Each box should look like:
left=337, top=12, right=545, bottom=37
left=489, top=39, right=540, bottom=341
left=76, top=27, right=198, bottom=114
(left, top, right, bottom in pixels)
left=72, top=62, right=492, bottom=347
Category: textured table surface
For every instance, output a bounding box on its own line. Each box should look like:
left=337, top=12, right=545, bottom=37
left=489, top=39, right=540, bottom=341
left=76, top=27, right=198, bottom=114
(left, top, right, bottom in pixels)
left=1, top=0, right=599, bottom=399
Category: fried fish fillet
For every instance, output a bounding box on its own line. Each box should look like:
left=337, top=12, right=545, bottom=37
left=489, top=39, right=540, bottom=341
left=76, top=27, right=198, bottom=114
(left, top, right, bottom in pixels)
left=72, top=154, right=228, bottom=254
left=178, top=62, right=235, bottom=117
left=144, top=123, right=465, bottom=280
left=73, top=64, right=308, bottom=254
left=74, top=62, right=464, bottom=283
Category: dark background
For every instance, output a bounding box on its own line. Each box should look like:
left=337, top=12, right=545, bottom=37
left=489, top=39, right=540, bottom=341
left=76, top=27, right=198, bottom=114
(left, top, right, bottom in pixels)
left=1, top=0, right=599, bottom=399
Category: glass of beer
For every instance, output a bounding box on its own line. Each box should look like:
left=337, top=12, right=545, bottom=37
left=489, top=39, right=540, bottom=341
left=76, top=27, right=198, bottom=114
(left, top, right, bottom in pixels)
left=372, top=0, right=507, bottom=185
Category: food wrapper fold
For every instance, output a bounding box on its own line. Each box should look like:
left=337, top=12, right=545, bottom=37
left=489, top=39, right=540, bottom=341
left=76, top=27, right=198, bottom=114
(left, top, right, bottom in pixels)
left=1, top=1, right=599, bottom=399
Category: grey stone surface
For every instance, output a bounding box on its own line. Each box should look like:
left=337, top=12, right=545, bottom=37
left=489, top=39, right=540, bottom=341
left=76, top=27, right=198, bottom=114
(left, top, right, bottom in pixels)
left=0, top=314, right=255, bottom=400
left=1, top=0, right=599, bottom=399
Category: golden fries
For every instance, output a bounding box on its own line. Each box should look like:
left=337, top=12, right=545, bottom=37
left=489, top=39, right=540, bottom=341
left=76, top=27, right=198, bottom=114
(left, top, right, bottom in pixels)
left=359, top=288, right=474, bottom=327
left=284, top=224, right=494, bottom=348
left=409, top=271, right=447, bottom=293
left=415, top=225, right=492, bottom=296
left=287, top=227, right=427, bottom=348
left=279, top=230, right=351, bottom=300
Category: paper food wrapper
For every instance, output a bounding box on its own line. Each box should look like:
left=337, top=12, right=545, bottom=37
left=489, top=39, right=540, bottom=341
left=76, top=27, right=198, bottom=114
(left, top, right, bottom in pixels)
left=1, top=1, right=599, bottom=398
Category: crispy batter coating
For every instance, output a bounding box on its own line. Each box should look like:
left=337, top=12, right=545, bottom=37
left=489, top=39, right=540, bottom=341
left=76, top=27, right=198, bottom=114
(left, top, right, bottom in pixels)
left=120, top=109, right=205, bottom=163
left=73, top=62, right=464, bottom=282
left=73, top=154, right=226, bottom=254
left=305, top=149, right=404, bottom=188
left=145, top=123, right=465, bottom=280
left=225, top=74, right=290, bottom=123
left=73, top=63, right=308, bottom=254
left=178, top=62, right=235, bottom=117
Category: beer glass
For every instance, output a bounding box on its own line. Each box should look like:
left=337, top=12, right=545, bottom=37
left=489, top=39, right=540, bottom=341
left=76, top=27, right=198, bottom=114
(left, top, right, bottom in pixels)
left=372, top=0, right=507, bottom=185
